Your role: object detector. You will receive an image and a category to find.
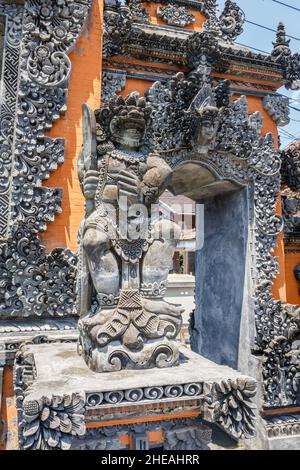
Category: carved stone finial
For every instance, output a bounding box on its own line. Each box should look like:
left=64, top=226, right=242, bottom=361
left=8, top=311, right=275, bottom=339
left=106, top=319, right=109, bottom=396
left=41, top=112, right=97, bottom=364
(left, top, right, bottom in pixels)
left=271, top=23, right=300, bottom=90
left=203, top=0, right=245, bottom=43
left=272, top=22, right=291, bottom=62
left=219, top=0, right=245, bottom=41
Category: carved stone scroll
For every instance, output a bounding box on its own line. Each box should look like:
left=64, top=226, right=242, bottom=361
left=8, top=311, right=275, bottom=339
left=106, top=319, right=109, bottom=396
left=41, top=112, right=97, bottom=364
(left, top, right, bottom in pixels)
left=263, top=94, right=290, bottom=127
left=203, top=0, right=245, bottom=43
left=101, top=70, right=126, bottom=102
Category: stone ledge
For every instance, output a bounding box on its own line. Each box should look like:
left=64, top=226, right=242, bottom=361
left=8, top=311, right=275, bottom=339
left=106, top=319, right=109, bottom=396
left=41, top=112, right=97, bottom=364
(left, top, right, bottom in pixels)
left=0, top=321, right=78, bottom=364
left=14, top=342, right=257, bottom=449
left=22, top=343, right=253, bottom=395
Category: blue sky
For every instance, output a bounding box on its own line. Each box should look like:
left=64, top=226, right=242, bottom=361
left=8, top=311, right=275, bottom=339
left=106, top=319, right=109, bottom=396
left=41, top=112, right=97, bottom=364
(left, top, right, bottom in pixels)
left=218, top=0, right=300, bottom=148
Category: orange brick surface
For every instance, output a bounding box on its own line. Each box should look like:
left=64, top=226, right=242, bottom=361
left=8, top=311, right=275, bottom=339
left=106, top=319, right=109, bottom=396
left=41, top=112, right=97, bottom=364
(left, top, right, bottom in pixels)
left=40, top=0, right=103, bottom=252
left=285, top=248, right=300, bottom=305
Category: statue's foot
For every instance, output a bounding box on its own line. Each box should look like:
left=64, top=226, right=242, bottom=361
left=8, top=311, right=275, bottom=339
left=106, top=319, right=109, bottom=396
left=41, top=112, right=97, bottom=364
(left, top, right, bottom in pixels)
left=142, top=298, right=184, bottom=317
left=80, top=308, right=114, bottom=328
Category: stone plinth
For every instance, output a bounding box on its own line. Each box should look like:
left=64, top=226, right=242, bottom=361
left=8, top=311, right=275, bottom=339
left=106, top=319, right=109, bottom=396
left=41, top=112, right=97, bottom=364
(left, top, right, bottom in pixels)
left=14, top=343, right=257, bottom=450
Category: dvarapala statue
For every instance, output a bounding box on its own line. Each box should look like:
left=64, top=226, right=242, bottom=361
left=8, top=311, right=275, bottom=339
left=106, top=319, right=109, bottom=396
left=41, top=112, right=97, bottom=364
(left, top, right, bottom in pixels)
left=76, top=92, right=184, bottom=372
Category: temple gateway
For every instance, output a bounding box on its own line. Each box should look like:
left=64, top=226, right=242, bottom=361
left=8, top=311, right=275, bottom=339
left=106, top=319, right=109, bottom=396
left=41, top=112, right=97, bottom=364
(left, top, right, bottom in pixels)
left=0, top=0, right=300, bottom=451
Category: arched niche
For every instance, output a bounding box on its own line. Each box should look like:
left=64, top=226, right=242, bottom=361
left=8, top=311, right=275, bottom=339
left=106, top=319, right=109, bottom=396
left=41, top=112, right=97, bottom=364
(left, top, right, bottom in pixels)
left=164, top=160, right=250, bottom=370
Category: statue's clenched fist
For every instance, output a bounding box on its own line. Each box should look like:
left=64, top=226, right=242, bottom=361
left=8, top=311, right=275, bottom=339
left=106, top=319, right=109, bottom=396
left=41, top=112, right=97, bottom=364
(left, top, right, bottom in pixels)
left=83, top=169, right=99, bottom=200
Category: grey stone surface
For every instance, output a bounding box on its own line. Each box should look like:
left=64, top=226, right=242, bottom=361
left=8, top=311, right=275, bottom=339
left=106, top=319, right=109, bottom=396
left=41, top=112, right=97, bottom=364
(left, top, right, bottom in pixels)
left=21, top=343, right=251, bottom=397
left=15, top=342, right=257, bottom=448
left=192, top=189, right=249, bottom=370
left=268, top=435, right=300, bottom=450
left=0, top=326, right=78, bottom=364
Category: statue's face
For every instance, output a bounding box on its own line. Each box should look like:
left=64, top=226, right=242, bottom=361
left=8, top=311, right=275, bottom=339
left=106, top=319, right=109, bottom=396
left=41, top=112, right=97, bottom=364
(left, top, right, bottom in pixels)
left=200, top=119, right=217, bottom=141
left=195, top=118, right=218, bottom=146
left=110, top=116, right=146, bottom=149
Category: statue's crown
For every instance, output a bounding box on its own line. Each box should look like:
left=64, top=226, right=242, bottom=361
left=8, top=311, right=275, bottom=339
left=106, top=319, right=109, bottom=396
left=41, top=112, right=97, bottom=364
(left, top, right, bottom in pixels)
left=96, top=92, right=152, bottom=130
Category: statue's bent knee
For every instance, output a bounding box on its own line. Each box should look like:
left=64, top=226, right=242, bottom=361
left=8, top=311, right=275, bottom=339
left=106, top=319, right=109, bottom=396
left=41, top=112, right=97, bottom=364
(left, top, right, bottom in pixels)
left=82, top=228, right=108, bottom=255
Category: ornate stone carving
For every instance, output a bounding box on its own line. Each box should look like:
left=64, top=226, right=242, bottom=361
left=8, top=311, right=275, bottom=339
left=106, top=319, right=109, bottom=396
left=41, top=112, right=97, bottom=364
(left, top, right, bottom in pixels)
left=71, top=417, right=212, bottom=450
left=0, top=1, right=92, bottom=320
left=202, top=379, right=257, bottom=440
left=0, top=3, right=23, bottom=240
left=0, top=224, right=77, bottom=318
left=281, top=143, right=300, bottom=192
left=271, top=23, right=300, bottom=90
left=282, top=189, right=300, bottom=235
left=281, top=144, right=300, bottom=239
left=127, top=0, right=150, bottom=23
left=103, top=1, right=133, bottom=57
left=157, top=5, right=195, bottom=28
left=101, top=70, right=126, bottom=102
left=263, top=94, right=290, bottom=127
left=271, top=22, right=291, bottom=63
left=145, top=0, right=217, bottom=18
left=14, top=345, right=86, bottom=450
left=264, top=413, right=300, bottom=438
left=21, top=393, right=85, bottom=450
left=145, top=65, right=223, bottom=153
left=164, top=426, right=211, bottom=450
left=141, top=280, right=168, bottom=298
left=203, top=0, right=245, bottom=43
left=186, top=32, right=221, bottom=69
left=86, top=382, right=202, bottom=407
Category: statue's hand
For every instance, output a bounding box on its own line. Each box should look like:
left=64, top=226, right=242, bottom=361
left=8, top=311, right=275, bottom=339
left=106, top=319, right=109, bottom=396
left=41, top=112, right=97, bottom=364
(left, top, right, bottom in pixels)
left=142, top=155, right=172, bottom=199
left=117, top=169, right=140, bottom=206
left=83, top=169, right=99, bottom=200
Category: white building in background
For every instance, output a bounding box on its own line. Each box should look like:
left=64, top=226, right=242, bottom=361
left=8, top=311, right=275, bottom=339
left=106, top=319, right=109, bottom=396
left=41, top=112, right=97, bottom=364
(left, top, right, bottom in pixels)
left=159, top=191, right=197, bottom=344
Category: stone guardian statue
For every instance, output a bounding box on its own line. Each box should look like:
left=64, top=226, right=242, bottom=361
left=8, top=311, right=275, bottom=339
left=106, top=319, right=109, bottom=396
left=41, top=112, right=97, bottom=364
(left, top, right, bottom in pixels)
left=76, top=92, right=184, bottom=372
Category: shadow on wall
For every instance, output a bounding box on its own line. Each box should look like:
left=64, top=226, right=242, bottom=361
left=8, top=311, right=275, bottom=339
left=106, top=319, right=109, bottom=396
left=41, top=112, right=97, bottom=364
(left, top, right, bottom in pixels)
left=192, top=189, right=249, bottom=370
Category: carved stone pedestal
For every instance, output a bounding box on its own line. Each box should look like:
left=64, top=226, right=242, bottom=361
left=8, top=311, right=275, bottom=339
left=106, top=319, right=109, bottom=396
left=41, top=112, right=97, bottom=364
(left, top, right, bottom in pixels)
left=14, top=342, right=257, bottom=450
left=78, top=290, right=181, bottom=373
